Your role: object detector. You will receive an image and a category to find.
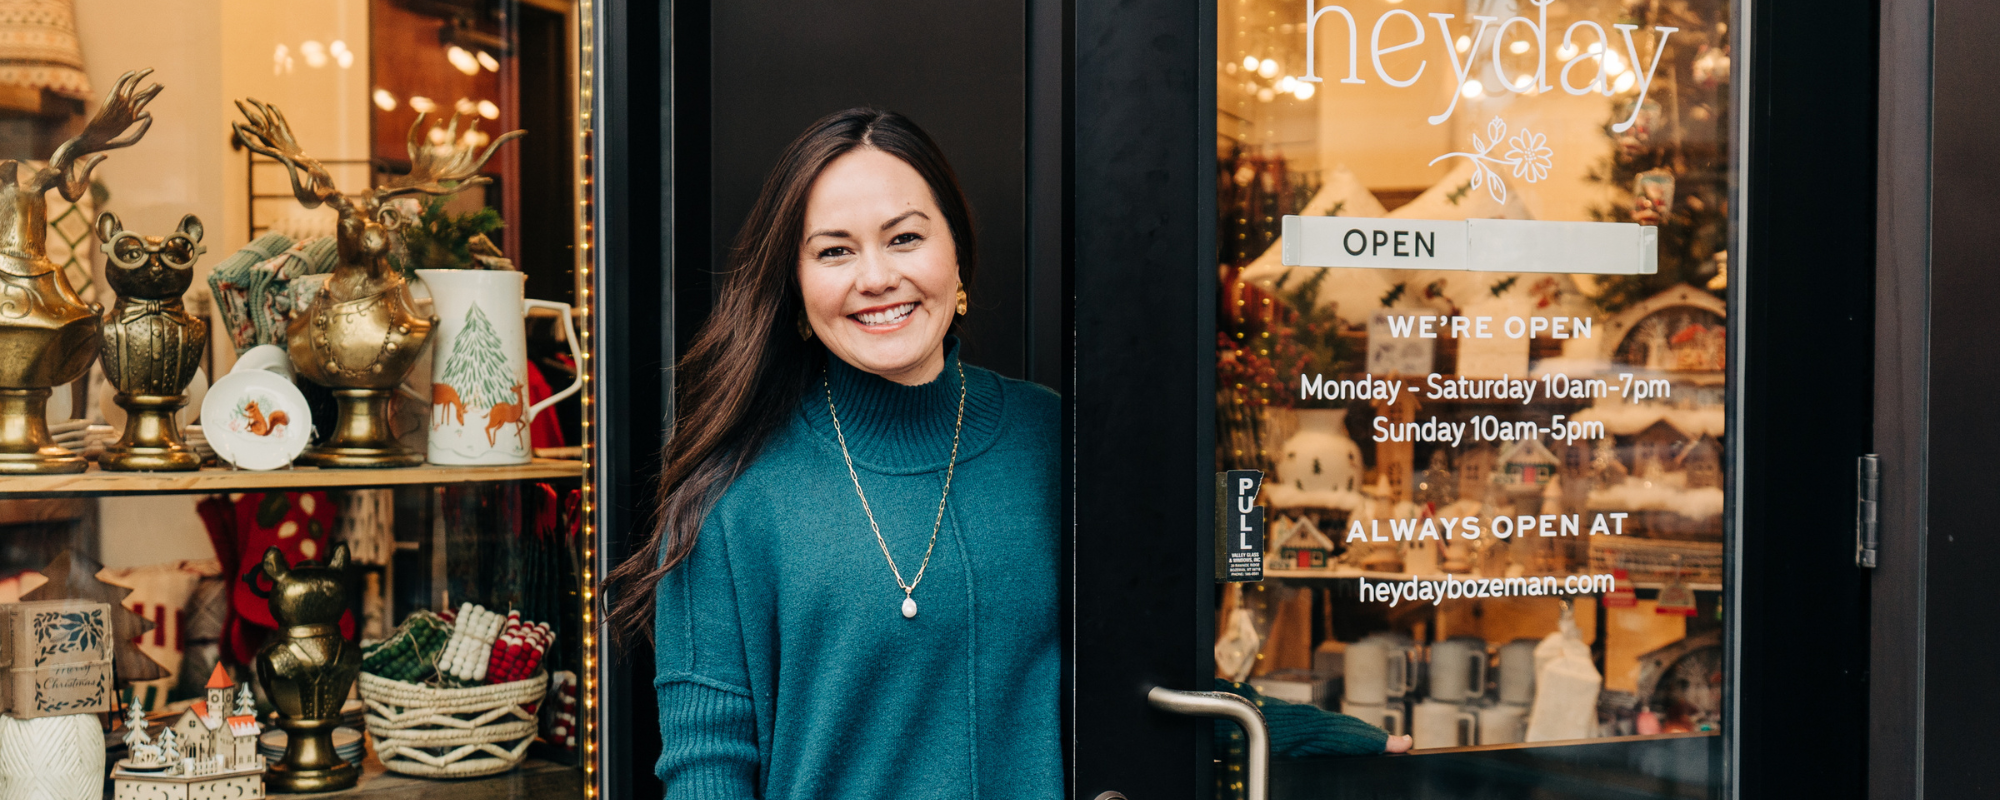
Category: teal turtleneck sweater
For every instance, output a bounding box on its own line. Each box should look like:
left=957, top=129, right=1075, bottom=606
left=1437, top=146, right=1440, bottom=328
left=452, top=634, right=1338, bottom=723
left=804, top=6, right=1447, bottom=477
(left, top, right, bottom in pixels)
left=653, top=339, right=1062, bottom=799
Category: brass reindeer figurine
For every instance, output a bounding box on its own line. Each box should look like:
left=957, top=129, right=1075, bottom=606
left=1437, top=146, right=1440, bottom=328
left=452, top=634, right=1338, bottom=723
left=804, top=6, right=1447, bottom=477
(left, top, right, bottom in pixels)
left=0, top=69, right=162, bottom=473
left=232, top=100, right=522, bottom=467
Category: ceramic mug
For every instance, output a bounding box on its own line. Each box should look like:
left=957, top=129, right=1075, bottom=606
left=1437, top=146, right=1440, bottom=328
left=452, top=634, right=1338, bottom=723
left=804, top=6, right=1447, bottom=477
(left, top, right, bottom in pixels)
left=417, top=270, right=582, bottom=465
left=1340, top=700, right=1405, bottom=736
left=1429, top=636, right=1489, bottom=703
left=1498, top=638, right=1540, bottom=705
left=1411, top=700, right=1479, bottom=749
left=1476, top=702, right=1528, bottom=745
left=1344, top=635, right=1416, bottom=704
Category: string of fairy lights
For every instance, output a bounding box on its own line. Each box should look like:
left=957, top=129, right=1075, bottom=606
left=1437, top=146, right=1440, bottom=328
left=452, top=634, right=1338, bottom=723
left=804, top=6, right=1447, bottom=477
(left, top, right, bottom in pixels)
left=572, top=0, right=600, bottom=795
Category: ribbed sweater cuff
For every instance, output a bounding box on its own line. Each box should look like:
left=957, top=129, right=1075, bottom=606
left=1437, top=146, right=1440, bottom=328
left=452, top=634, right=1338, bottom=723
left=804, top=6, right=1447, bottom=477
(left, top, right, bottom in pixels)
left=657, top=679, right=760, bottom=799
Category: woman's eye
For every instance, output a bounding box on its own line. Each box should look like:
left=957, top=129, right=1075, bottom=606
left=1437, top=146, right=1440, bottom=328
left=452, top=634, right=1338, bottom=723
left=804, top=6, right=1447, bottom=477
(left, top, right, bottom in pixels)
left=890, top=232, right=923, bottom=247
left=816, top=246, right=852, bottom=259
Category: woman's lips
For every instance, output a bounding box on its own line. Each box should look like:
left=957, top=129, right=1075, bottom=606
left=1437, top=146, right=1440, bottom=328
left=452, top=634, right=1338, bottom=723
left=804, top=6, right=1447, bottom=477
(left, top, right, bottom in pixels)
left=848, top=301, right=918, bottom=331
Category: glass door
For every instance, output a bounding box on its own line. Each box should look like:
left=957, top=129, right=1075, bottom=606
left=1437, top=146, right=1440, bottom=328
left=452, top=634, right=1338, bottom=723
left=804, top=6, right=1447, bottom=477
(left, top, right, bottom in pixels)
left=1209, top=0, right=1730, bottom=793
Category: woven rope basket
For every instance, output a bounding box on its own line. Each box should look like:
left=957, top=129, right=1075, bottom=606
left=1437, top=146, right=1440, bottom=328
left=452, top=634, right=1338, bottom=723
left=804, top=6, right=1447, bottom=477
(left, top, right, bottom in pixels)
left=360, top=671, right=548, bottom=778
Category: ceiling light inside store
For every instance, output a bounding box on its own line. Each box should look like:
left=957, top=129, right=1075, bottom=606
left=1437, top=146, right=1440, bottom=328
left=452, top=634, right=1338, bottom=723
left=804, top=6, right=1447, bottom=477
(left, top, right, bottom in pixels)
left=372, top=88, right=397, bottom=111
left=447, top=46, right=480, bottom=76
left=272, top=44, right=293, bottom=75
left=1257, top=87, right=1275, bottom=102
left=409, top=96, right=436, bottom=113
left=1456, top=35, right=1471, bottom=53
left=477, top=100, right=499, bottom=119
left=1557, top=43, right=1578, bottom=60
left=1509, top=40, right=1530, bottom=54
left=1277, top=76, right=1296, bottom=93
left=331, top=40, right=354, bottom=68
left=1588, top=42, right=1604, bottom=53
left=1225, top=61, right=1238, bottom=75
left=429, top=127, right=450, bottom=145
left=1462, top=79, right=1485, bottom=98
left=1293, top=82, right=1315, bottom=100
left=1258, top=58, right=1278, bottom=79
left=301, top=41, right=328, bottom=68
left=1513, top=74, right=1533, bottom=89
left=477, top=51, right=500, bottom=72
left=1613, top=71, right=1637, bottom=93
left=1243, top=55, right=1259, bottom=72
left=455, top=98, right=476, bottom=115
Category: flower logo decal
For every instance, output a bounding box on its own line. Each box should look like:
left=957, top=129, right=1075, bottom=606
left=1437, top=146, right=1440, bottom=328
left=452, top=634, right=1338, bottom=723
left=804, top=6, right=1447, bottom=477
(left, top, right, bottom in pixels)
left=1429, top=117, right=1554, bottom=203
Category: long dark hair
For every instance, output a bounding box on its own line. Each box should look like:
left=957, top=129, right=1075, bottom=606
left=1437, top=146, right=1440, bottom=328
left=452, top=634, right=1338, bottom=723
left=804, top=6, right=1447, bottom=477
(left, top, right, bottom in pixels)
left=606, top=108, right=978, bottom=642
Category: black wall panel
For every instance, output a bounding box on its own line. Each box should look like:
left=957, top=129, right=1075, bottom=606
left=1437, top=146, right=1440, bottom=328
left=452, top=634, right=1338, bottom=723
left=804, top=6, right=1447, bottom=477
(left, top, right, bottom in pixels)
left=706, top=0, right=1033, bottom=380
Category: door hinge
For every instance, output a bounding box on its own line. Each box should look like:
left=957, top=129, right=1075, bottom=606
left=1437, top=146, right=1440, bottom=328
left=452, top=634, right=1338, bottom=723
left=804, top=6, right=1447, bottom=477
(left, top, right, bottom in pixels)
left=1856, top=454, right=1879, bottom=568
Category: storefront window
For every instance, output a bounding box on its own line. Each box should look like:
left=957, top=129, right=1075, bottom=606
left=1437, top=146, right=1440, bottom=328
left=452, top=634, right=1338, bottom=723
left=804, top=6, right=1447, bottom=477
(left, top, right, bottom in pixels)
left=1215, top=0, right=1730, bottom=764
left=0, top=1, right=593, bottom=797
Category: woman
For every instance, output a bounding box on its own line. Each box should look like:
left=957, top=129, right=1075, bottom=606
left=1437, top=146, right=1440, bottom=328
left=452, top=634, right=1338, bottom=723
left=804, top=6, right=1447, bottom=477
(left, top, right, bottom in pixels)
left=607, top=108, right=1062, bottom=798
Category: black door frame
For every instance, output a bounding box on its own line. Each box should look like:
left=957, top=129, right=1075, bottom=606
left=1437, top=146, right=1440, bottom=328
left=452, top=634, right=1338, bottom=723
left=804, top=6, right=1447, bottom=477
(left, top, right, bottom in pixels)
left=1068, top=0, right=1880, bottom=798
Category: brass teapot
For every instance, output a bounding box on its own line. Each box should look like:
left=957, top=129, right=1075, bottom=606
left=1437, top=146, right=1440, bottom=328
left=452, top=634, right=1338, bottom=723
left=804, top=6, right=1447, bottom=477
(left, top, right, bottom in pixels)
left=232, top=100, right=522, bottom=467
left=251, top=543, right=360, bottom=793
left=0, top=70, right=162, bottom=473
left=97, top=212, right=207, bottom=471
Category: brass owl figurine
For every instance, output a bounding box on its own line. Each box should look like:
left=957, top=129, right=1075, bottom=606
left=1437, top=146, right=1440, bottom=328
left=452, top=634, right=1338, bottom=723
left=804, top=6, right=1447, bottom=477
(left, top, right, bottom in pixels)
left=252, top=544, right=361, bottom=792
left=0, top=69, right=162, bottom=473
left=97, top=212, right=208, bottom=471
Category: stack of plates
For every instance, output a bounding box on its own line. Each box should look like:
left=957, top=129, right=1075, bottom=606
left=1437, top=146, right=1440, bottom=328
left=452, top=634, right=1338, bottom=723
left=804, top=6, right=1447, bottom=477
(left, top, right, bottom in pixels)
left=259, top=727, right=364, bottom=768
left=80, top=424, right=116, bottom=460
left=48, top=419, right=88, bottom=452
left=182, top=425, right=216, bottom=463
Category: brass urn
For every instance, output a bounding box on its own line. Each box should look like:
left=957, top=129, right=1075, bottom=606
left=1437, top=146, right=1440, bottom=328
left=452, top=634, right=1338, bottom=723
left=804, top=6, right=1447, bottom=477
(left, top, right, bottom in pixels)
left=232, top=99, right=522, bottom=468
left=0, top=70, right=162, bottom=474
left=251, top=544, right=361, bottom=793
left=97, top=212, right=207, bottom=471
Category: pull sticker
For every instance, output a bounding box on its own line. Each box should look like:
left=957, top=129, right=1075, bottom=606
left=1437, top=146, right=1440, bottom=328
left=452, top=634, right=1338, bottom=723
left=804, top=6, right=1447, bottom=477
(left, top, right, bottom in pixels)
left=1216, top=470, right=1265, bottom=583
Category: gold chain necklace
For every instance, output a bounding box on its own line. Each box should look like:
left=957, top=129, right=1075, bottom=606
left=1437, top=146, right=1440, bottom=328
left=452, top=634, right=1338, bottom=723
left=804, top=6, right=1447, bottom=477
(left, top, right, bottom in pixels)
left=824, top=358, right=967, bottom=619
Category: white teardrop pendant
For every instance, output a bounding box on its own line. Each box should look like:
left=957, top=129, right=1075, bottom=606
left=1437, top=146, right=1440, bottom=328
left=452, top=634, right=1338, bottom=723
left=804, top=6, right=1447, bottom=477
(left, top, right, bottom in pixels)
left=901, top=596, right=918, bottom=619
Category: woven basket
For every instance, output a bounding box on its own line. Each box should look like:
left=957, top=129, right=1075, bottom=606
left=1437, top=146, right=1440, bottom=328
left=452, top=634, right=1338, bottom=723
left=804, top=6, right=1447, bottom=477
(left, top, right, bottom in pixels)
left=359, top=671, right=548, bottom=778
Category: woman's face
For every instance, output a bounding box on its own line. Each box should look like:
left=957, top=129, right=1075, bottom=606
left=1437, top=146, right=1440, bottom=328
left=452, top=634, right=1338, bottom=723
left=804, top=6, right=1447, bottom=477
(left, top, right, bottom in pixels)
left=797, top=148, right=959, bottom=386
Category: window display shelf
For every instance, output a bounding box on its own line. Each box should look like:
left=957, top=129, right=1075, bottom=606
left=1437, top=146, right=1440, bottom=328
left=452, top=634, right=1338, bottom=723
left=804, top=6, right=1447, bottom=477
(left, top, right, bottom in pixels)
left=307, top=756, right=582, bottom=799
left=0, top=459, right=584, bottom=499
left=1264, top=567, right=1720, bottom=593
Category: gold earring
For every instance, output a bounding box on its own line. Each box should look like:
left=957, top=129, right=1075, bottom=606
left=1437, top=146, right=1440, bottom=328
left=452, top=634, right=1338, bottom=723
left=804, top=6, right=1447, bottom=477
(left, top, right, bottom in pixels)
left=797, top=308, right=814, bottom=341
left=955, top=286, right=969, bottom=316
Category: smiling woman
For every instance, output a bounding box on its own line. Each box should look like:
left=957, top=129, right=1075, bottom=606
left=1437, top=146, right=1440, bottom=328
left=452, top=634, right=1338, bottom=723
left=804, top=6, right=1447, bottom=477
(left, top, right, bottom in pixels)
left=797, top=148, right=965, bottom=384
left=606, top=108, right=1062, bottom=799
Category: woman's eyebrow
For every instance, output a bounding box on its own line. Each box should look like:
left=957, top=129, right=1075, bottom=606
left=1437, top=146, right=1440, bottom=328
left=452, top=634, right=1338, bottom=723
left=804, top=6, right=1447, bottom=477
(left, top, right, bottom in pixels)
left=804, top=228, right=852, bottom=241
left=879, top=210, right=928, bottom=231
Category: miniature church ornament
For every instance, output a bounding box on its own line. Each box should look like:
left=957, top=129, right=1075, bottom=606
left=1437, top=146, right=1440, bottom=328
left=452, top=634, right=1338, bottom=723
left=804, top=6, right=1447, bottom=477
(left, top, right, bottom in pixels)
left=112, top=664, right=266, bottom=799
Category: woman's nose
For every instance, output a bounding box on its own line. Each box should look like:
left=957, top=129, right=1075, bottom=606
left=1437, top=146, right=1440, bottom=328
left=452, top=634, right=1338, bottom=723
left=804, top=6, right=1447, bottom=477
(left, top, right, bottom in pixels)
left=854, top=248, right=899, bottom=294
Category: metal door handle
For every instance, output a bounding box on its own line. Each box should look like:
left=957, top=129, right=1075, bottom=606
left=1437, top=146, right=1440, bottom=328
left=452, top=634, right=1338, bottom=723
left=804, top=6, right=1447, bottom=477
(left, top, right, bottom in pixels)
left=1147, top=686, right=1269, bottom=800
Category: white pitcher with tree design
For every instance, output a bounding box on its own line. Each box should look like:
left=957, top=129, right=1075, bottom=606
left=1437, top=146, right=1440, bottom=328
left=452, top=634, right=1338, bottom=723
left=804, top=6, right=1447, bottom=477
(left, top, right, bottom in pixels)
left=416, top=270, right=581, bottom=465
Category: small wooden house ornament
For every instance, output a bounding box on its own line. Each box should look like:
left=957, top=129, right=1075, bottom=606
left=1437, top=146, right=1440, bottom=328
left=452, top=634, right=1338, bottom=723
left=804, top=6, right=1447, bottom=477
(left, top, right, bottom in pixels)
left=1629, top=419, right=1688, bottom=480
left=1676, top=435, right=1723, bottom=489
left=112, top=664, right=265, bottom=800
